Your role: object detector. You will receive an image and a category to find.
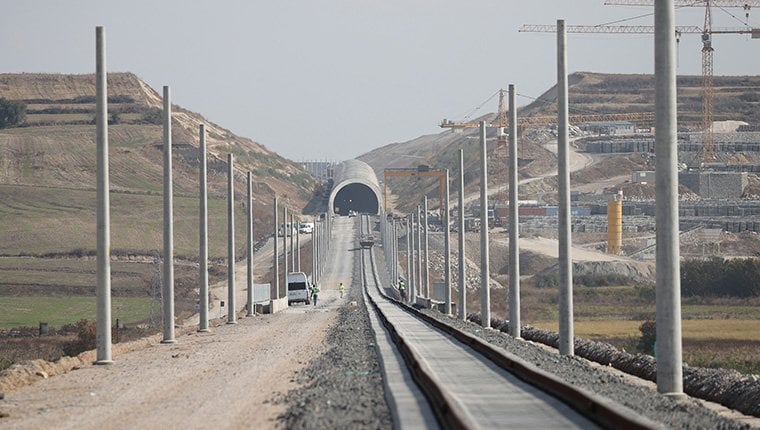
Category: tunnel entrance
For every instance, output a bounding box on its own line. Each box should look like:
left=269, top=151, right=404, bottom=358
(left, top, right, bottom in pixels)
left=332, top=183, right=379, bottom=216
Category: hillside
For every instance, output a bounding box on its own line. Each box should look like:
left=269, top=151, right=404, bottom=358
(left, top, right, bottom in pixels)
left=0, top=73, right=313, bottom=200
left=0, top=73, right=318, bottom=325
left=361, top=72, right=760, bottom=211
left=519, top=72, right=760, bottom=126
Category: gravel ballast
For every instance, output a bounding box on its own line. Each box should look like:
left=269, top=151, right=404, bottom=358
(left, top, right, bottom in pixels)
left=279, top=249, right=392, bottom=429
left=426, top=310, right=756, bottom=429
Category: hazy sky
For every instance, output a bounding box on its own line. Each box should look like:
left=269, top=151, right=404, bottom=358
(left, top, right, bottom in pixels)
left=3, top=1, right=759, bottom=161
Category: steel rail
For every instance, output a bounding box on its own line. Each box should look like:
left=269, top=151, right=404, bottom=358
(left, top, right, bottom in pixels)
left=360, top=215, right=658, bottom=430
left=361, top=245, right=472, bottom=429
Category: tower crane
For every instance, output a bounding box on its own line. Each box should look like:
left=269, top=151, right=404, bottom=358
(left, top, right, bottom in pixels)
left=521, top=0, right=760, bottom=164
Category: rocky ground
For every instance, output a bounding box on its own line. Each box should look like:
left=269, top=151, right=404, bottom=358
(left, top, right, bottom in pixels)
left=277, top=250, right=392, bottom=429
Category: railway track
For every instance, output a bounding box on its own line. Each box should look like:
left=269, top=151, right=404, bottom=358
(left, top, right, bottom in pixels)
left=358, top=214, right=659, bottom=429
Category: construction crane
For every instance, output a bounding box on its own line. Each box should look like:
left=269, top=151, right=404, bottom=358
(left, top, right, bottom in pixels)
left=521, top=0, right=760, bottom=163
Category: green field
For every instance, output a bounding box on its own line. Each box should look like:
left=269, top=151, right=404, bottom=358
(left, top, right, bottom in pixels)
left=0, top=295, right=157, bottom=329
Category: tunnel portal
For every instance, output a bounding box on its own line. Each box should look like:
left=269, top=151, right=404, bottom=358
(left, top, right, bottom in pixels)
left=332, top=183, right=380, bottom=216
left=328, top=159, right=382, bottom=216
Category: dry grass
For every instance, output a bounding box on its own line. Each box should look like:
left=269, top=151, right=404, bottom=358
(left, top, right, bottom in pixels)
left=477, top=283, right=760, bottom=375
left=531, top=319, right=760, bottom=342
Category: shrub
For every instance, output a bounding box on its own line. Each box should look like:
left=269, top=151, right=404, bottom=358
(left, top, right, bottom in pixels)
left=637, top=320, right=656, bottom=355
left=0, top=98, right=26, bottom=128
left=681, top=257, right=760, bottom=297
left=142, top=107, right=162, bottom=124
left=62, top=319, right=97, bottom=356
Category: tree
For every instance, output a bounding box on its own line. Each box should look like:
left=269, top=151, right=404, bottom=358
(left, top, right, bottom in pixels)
left=637, top=320, right=656, bottom=355
left=0, top=98, right=26, bottom=128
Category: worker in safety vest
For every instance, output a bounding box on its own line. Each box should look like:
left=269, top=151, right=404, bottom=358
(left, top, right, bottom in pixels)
left=338, top=282, right=345, bottom=298
left=312, top=284, right=320, bottom=306
left=398, top=279, right=407, bottom=301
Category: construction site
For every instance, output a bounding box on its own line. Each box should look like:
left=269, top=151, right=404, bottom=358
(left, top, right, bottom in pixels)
left=383, top=0, right=760, bottom=265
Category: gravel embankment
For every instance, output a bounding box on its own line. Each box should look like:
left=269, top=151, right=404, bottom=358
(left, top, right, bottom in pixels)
left=423, top=310, right=756, bottom=429
left=515, top=323, right=760, bottom=419
left=279, top=249, right=392, bottom=429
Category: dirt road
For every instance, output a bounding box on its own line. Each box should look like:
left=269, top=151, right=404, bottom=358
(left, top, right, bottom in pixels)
left=461, top=137, right=593, bottom=206
left=0, top=222, right=353, bottom=429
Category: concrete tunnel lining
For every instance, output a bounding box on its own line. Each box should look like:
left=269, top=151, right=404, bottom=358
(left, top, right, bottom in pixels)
left=328, top=159, right=383, bottom=216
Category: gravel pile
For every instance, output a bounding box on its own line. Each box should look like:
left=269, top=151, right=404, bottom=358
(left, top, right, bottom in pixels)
left=420, top=311, right=755, bottom=429
left=279, top=250, right=392, bottom=430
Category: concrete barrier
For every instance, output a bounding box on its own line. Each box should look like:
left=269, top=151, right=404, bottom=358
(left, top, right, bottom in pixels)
left=267, top=297, right=289, bottom=314
left=254, top=297, right=289, bottom=314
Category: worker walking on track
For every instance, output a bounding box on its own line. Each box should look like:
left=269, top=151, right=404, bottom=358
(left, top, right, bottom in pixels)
left=338, top=282, right=345, bottom=298
left=398, top=278, right=406, bottom=302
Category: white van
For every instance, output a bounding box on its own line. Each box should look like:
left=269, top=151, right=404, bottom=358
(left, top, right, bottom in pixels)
left=287, top=272, right=311, bottom=305
left=298, top=221, right=314, bottom=234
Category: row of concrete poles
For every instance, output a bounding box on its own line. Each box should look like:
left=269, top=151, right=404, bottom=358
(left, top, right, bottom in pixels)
left=93, top=26, right=333, bottom=365
left=379, top=10, right=683, bottom=398
left=95, top=3, right=683, bottom=396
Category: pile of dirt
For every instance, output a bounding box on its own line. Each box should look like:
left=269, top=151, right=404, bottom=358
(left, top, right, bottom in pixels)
left=744, top=175, right=760, bottom=199
left=0, top=325, right=190, bottom=394
left=571, top=153, right=649, bottom=185
left=536, top=259, right=656, bottom=286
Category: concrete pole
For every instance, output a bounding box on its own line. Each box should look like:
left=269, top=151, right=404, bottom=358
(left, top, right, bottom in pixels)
left=315, top=220, right=320, bottom=283
left=393, top=218, right=402, bottom=285
left=444, top=169, right=452, bottom=315
left=296, top=219, right=301, bottom=272
left=311, top=220, right=316, bottom=283
left=557, top=20, right=574, bottom=355
left=273, top=197, right=279, bottom=299
left=198, top=125, right=210, bottom=332
left=290, top=213, right=295, bottom=270
left=395, top=220, right=400, bottom=285
left=161, top=85, right=176, bottom=342
left=508, top=85, right=521, bottom=338
left=283, top=206, right=288, bottom=299
left=458, top=149, right=467, bottom=320
left=409, top=213, right=416, bottom=302
left=423, top=196, right=430, bottom=299
left=416, top=205, right=423, bottom=302
left=227, top=153, right=237, bottom=324
left=655, top=0, right=684, bottom=397
left=380, top=215, right=386, bottom=266
left=479, top=121, right=491, bottom=328
left=246, top=171, right=254, bottom=317
left=393, top=219, right=397, bottom=283
left=318, top=216, right=323, bottom=279
left=94, top=26, right=113, bottom=364
left=406, top=216, right=412, bottom=303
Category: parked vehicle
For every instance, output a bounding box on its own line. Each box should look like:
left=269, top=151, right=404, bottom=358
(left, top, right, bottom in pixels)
left=298, top=221, right=314, bottom=234
left=287, top=272, right=311, bottom=305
